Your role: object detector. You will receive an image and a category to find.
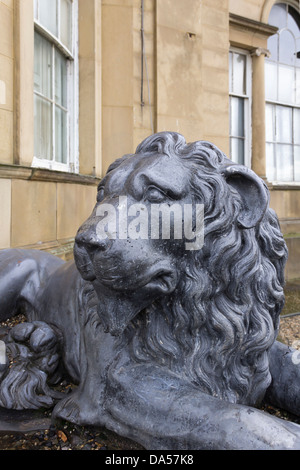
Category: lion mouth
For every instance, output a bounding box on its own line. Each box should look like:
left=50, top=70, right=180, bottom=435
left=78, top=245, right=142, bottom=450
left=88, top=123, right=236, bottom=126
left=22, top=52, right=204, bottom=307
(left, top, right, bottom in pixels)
left=90, top=262, right=178, bottom=336
left=73, top=242, right=97, bottom=281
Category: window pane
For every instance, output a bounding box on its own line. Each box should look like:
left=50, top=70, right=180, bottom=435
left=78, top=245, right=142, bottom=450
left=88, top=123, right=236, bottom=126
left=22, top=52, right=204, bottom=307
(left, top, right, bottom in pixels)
left=296, top=68, right=300, bottom=104
left=34, top=32, right=52, bottom=99
left=266, top=104, right=275, bottom=142
left=268, top=34, right=278, bottom=62
left=295, top=108, right=300, bottom=145
left=232, top=53, right=246, bottom=95
left=276, top=105, right=293, bottom=143
left=277, top=144, right=293, bottom=181
left=55, top=50, right=67, bottom=108
left=38, top=0, right=57, bottom=37
left=60, top=0, right=72, bottom=51
left=278, top=64, right=294, bottom=103
left=230, top=97, right=244, bottom=137
left=294, top=146, right=300, bottom=180
left=55, top=107, right=68, bottom=164
left=230, top=137, right=244, bottom=165
left=268, top=3, right=287, bottom=29
left=34, top=0, right=38, bottom=19
left=34, top=95, right=52, bottom=160
left=279, top=30, right=296, bottom=65
left=266, top=143, right=276, bottom=181
left=265, top=62, right=278, bottom=101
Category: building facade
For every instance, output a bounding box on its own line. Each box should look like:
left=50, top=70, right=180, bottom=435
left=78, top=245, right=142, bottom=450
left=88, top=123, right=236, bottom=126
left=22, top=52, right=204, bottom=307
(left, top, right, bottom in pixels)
left=0, top=0, right=299, bottom=278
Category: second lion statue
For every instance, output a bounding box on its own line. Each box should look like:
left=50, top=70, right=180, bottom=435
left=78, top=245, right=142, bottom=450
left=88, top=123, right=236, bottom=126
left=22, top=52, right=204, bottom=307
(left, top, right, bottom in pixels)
left=1, top=132, right=300, bottom=449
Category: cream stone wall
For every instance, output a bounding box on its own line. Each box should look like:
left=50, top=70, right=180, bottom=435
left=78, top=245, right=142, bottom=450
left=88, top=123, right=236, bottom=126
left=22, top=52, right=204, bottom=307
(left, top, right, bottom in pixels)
left=78, top=0, right=102, bottom=177
left=155, top=0, right=203, bottom=144
left=0, top=178, right=11, bottom=249
left=0, top=0, right=14, bottom=164
left=14, top=0, right=34, bottom=167
left=102, top=0, right=134, bottom=172
left=229, top=0, right=266, bottom=21
left=0, top=175, right=98, bottom=260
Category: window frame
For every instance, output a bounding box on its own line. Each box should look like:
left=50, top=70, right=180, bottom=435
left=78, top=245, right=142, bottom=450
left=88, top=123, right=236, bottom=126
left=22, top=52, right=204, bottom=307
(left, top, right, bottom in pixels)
left=265, top=1, right=300, bottom=183
left=229, top=48, right=252, bottom=168
left=33, top=0, right=79, bottom=173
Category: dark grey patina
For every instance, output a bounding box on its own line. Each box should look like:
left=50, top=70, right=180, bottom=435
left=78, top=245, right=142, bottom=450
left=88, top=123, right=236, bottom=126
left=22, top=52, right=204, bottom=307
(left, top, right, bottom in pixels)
left=0, top=132, right=300, bottom=449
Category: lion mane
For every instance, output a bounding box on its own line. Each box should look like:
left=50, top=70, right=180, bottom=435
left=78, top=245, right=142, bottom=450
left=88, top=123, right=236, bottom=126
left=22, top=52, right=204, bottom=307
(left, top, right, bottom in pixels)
left=83, top=132, right=287, bottom=408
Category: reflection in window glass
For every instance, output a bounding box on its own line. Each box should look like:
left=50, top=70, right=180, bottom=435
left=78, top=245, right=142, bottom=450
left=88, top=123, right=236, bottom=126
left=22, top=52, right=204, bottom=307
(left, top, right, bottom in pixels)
left=232, top=54, right=246, bottom=95
left=266, top=105, right=275, bottom=141
left=266, top=3, right=300, bottom=182
left=231, top=97, right=244, bottom=137
left=230, top=138, right=245, bottom=165
left=34, top=31, right=71, bottom=164
left=55, top=51, right=68, bottom=108
left=279, top=30, right=295, bottom=65
left=35, top=0, right=73, bottom=52
left=265, top=62, right=278, bottom=101
left=34, top=33, right=52, bottom=99
left=294, top=146, right=300, bottom=180
left=266, top=143, right=276, bottom=181
left=297, top=68, right=300, bottom=104
left=278, top=64, right=294, bottom=103
left=38, top=0, right=57, bottom=36
left=277, top=144, right=294, bottom=181
left=268, top=3, right=287, bottom=30
left=34, top=95, right=52, bottom=160
left=60, top=0, right=72, bottom=51
left=55, top=107, right=68, bottom=164
left=276, top=106, right=292, bottom=143
left=295, top=109, right=300, bottom=145
left=268, top=34, right=278, bottom=61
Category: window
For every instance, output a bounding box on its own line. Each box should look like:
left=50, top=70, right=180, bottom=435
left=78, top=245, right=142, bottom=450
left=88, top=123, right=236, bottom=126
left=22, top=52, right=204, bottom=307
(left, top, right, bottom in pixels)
left=265, top=2, right=300, bottom=182
left=229, top=50, right=252, bottom=166
left=33, top=0, right=78, bottom=172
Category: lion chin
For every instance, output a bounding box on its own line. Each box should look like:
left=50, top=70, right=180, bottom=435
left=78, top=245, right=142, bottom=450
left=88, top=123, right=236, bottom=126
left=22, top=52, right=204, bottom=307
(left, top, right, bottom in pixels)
left=87, top=280, right=151, bottom=336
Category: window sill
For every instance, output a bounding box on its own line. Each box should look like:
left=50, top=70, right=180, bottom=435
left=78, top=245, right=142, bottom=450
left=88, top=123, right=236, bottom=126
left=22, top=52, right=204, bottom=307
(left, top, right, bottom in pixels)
left=268, top=182, right=300, bottom=190
left=0, top=163, right=100, bottom=186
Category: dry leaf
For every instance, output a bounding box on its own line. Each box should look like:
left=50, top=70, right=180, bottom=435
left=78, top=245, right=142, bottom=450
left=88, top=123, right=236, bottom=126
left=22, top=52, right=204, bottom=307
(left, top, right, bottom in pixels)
left=57, top=430, right=68, bottom=443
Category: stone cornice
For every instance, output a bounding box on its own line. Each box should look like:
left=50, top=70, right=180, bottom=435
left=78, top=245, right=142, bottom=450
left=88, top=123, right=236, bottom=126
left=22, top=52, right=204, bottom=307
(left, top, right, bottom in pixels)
left=0, top=164, right=101, bottom=186
left=229, top=13, right=278, bottom=39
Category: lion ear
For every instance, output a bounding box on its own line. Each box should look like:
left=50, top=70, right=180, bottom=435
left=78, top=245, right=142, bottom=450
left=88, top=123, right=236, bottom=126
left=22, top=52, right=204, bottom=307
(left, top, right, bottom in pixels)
left=222, top=164, right=269, bottom=229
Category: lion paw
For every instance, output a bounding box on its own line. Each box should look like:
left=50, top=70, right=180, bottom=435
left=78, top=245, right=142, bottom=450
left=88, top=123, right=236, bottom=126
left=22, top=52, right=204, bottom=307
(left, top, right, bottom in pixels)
left=8, top=321, right=61, bottom=379
left=0, top=321, right=64, bottom=410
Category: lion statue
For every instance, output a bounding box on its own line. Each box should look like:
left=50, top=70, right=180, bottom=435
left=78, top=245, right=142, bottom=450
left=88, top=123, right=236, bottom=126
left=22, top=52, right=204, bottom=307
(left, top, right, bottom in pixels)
left=1, top=131, right=300, bottom=449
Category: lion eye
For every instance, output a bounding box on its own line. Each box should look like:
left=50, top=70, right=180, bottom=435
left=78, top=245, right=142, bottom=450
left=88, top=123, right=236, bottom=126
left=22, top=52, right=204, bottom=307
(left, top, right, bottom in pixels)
left=145, top=187, right=166, bottom=203
left=97, top=187, right=105, bottom=202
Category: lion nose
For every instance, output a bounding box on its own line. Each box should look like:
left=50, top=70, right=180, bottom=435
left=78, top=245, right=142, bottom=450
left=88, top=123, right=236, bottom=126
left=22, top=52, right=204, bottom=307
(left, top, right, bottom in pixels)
left=75, top=230, right=111, bottom=252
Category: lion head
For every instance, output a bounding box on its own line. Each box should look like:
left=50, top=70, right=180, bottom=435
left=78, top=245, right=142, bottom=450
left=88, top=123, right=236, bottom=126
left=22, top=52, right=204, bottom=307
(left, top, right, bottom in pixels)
left=74, top=132, right=288, bottom=407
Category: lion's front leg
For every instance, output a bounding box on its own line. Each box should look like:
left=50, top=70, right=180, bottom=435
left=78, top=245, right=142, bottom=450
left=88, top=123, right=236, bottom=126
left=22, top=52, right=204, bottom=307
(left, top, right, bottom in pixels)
left=103, top=361, right=300, bottom=450
left=53, top=321, right=115, bottom=427
left=52, top=370, right=105, bottom=426
left=266, top=341, right=300, bottom=416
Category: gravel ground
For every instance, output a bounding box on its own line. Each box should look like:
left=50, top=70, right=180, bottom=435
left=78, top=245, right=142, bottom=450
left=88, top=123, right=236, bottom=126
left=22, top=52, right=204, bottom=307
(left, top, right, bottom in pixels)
left=0, top=285, right=300, bottom=451
left=0, top=415, right=144, bottom=451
